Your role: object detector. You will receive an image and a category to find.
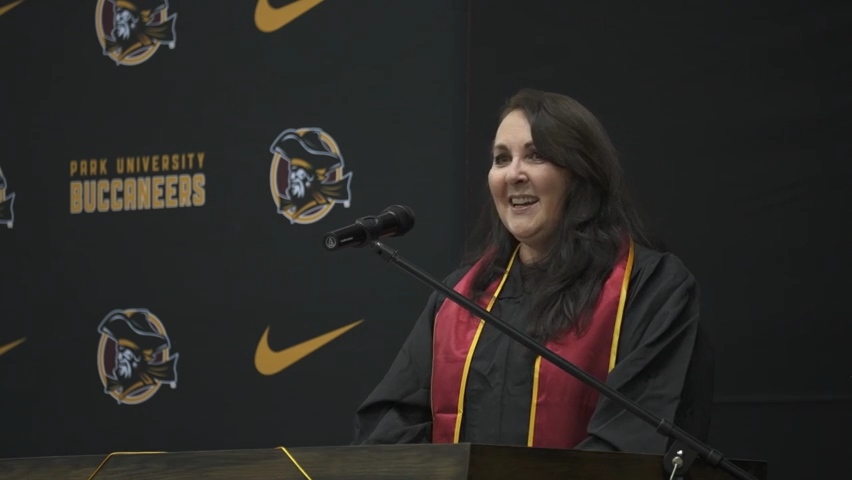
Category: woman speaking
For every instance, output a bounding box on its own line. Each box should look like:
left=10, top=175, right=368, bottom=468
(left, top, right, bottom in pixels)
left=353, top=88, right=712, bottom=454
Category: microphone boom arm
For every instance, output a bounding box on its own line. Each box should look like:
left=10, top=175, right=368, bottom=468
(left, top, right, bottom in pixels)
left=367, top=240, right=759, bottom=480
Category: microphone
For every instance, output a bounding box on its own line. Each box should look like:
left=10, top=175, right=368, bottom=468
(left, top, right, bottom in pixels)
left=322, top=205, right=415, bottom=251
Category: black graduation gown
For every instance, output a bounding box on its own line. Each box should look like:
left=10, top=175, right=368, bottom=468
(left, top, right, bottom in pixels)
left=352, top=244, right=714, bottom=454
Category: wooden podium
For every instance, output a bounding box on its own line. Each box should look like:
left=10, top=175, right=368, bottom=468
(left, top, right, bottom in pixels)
left=0, top=443, right=767, bottom=480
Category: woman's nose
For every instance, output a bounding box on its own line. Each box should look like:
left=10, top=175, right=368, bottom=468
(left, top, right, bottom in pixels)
left=505, top=158, right=527, bottom=184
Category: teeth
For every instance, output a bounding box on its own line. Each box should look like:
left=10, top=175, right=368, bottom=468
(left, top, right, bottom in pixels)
left=510, top=196, right=538, bottom=206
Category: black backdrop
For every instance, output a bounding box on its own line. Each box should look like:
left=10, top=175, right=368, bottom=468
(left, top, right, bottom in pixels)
left=466, top=1, right=852, bottom=479
left=0, top=0, right=467, bottom=457
left=2, top=1, right=850, bottom=479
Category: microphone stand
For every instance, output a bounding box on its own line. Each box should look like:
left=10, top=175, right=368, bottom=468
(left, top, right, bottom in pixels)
left=365, top=240, right=759, bottom=480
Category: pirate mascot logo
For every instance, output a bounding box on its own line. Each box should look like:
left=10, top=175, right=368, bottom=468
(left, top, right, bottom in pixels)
left=95, top=0, right=177, bottom=66
left=0, top=166, right=15, bottom=229
left=269, top=128, right=353, bottom=224
left=96, top=309, right=179, bottom=405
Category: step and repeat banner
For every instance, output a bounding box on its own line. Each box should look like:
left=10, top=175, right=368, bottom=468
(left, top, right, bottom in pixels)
left=0, top=0, right=467, bottom=457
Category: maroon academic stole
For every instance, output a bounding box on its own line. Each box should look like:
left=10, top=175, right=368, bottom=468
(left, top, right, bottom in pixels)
left=430, top=240, right=634, bottom=449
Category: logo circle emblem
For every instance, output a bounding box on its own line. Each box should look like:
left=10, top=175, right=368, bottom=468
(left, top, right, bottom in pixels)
left=95, top=0, right=177, bottom=66
left=269, top=128, right=353, bottom=225
left=96, top=309, right=179, bottom=405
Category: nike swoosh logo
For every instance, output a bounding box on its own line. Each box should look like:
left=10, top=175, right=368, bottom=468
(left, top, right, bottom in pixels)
left=255, top=0, right=324, bottom=33
left=0, top=337, right=25, bottom=357
left=255, top=320, right=362, bottom=375
left=0, top=0, right=27, bottom=18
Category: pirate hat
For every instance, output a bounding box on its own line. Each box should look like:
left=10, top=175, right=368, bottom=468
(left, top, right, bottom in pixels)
left=114, top=0, right=164, bottom=14
left=272, top=129, right=343, bottom=176
left=99, top=311, right=169, bottom=353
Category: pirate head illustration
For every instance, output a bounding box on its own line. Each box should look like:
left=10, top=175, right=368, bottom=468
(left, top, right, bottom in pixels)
left=0, top=166, right=15, bottom=229
left=97, top=0, right=177, bottom=65
left=269, top=128, right=353, bottom=224
left=97, top=309, right=179, bottom=405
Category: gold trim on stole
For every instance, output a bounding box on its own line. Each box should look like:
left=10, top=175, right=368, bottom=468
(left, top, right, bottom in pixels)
left=609, top=239, right=635, bottom=371
left=527, top=356, right=543, bottom=445
left=526, top=239, right=635, bottom=446
left=452, top=244, right=520, bottom=443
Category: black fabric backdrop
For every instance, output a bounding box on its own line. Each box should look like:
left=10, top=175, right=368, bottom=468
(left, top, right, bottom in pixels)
left=0, top=0, right=467, bottom=457
left=1, top=1, right=849, bottom=479
left=466, top=1, right=852, bottom=480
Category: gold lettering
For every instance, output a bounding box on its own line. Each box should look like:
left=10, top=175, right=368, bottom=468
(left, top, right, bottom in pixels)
left=124, top=178, right=136, bottom=210
left=97, top=179, right=109, bottom=212
left=68, top=150, right=209, bottom=214
left=70, top=181, right=82, bottom=213
left=192, top=173, right=206, bottom=207
left=152, top=176, right=165, bottom=208
left=178, top=174, right=192, bottom=207
left=110, top=179, right=123, bottom=211
left=84, top=181, right=96, bottom=213
left=165, top=175, right=178, bottom=208
left=137, top=177, right=151, bottom=210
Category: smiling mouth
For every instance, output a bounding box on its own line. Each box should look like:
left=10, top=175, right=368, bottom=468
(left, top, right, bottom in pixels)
left=509, top=195, right=539, bottom=209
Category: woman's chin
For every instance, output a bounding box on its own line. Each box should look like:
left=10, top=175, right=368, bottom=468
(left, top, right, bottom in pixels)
left=506, top=224, right=539, bottom=243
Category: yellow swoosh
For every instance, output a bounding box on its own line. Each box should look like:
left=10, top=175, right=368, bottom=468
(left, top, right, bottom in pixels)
left=0, top=337, right=25, bottom=357
left=255, top=0, right=324, bottom=33
left=255, top=320, right=362, bottom=375
left=0, top=0, right=27, bottom=18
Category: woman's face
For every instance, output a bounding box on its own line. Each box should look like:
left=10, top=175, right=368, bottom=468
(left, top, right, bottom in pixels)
left=488, top=109, right=569, bottom=261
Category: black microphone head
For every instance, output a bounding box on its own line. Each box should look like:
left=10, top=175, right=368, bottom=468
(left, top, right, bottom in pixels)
left=382, top=205, right=415, bottom=236
left=322, top=232, right=340, bottom=250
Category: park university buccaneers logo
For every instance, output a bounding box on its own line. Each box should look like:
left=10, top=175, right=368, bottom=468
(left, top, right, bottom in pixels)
left=96, top=309, right=179, bottom=405
left=269, top=128, right=353, bottom=224
left=95, top=0, right=177, bottom=66
left=0, top=166, right=15, bottom=229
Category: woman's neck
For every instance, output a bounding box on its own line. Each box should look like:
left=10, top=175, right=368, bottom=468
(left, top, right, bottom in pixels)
left=518, top=242, right=548, bottom=265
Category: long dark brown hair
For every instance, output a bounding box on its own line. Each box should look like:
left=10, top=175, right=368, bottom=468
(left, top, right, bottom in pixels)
left=463, top=88, right=657, bottom=342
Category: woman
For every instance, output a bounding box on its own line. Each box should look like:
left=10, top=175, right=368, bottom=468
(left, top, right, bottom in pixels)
left=352, top=89, right=713, bottom=454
